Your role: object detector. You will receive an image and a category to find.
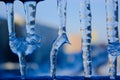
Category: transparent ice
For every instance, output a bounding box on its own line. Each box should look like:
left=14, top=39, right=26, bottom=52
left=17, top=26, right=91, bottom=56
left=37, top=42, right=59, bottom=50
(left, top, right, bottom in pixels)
left=50, top=0, right=70, bottom=80
left=9, top=33, right=27, bottom=55
left=79, top=0, right=92, bottom=78
left=24, top=1, right=41, bottom=55
left=6, top=1, right=41, bottom=79
left=107, top=42, right=120, bottom=56
left=105, top=0, right=119, bottom=79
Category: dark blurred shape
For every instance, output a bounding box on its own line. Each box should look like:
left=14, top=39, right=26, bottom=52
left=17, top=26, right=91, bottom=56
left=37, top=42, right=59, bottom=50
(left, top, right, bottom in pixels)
left=0, top=0, right=14, bottom=3
left=91, top=44, right=108, bottom=75
left=0, top=0, right=44, bottom=3
left=20, top=0, right=44, bottom=3
left=0, top=18, right=18, bottom=62
left=1, top=76, right=120, bottom=80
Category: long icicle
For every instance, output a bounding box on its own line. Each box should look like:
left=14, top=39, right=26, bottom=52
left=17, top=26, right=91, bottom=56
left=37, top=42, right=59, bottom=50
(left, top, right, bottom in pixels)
left=6, top=2, right=26, bottom=79
left=105, top=0, right=119, bottom=79
left=50, top=0, right=70, bottom=80
left=79, top=0, right=92, bottom=78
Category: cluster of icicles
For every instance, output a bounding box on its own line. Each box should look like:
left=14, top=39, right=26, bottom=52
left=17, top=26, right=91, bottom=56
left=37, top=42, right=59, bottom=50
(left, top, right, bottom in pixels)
left=6, top=0, right=42, bottom=79
left=1, top=0, right=120, bottom=80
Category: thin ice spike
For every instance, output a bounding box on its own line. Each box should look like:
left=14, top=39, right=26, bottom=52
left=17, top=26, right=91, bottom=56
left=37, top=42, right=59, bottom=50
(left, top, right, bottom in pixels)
left=18, top=53, right=26, bottom=79
left=79, top=0, right=92, bottom=78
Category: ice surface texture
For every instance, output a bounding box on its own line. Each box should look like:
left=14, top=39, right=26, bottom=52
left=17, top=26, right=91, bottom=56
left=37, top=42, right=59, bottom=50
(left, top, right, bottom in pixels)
left=7, top=1, right=41, bottom=56
left=107, top=42, right=120, bottom=56
left=79, top=0, right=92, bottom=78
left=50, top=0, right=70, bottom=80
left=105, top=0, right=119, bottom=79
left=6, top=1, right=41, bottom=79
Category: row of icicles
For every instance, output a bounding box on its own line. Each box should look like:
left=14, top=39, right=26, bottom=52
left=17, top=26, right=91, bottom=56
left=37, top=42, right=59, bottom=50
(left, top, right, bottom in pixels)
left=1, top=0, right=120, bottom=80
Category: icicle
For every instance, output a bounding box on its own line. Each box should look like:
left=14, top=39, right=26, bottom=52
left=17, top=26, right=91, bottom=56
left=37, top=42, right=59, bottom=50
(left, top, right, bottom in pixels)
left=6, top=3, right=15, bottom=35
left=6, top=2, right=27, bottom=79
left=18, top=53, right=26, bottom=79
left=105, top=0, right=119, bottom=79
left=6, top=1, right=41, bottom=79
left=50, top=0, right=70, bottom=80
left=6, top=3, right=20, bottom=55
left=24, top=1, right=41, bottom=55
left=79, top=0, right=92, bottom=78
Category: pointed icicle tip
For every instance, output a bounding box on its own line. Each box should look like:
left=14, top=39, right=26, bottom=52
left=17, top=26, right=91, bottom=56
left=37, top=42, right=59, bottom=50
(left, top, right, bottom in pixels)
left=62, top=33, right=71, bottom=45
left=65, top=37, right=71, bottom=45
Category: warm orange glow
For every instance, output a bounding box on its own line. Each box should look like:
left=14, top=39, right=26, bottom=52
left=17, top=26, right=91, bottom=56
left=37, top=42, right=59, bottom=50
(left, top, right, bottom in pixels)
left=64, top=31, right=97, bottom=54
left=14, top=14, right=25, bottom=26
left=64, top=34, right=82, bottom=54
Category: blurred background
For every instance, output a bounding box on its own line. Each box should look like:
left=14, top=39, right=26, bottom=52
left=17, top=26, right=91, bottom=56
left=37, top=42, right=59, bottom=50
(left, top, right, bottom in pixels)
left=0, top=0, right=120, bottom=78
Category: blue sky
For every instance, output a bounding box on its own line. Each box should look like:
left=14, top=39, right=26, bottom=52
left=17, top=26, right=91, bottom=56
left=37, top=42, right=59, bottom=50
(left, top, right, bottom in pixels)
left=0, top=0, right=120, bottom=43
